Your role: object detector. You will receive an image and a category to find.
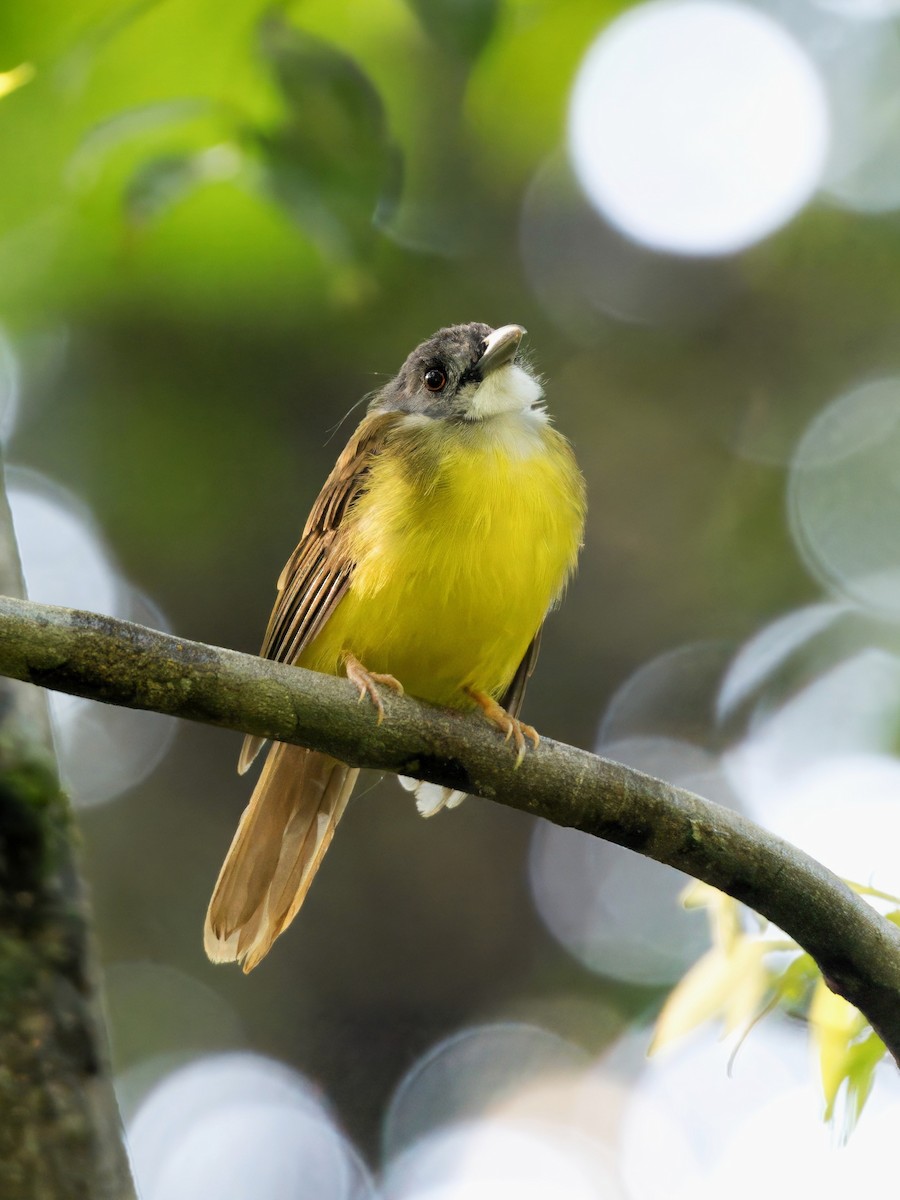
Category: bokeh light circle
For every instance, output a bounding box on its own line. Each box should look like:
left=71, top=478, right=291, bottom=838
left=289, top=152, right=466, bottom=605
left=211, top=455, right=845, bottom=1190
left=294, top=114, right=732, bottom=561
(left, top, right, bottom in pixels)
left=384, top=1023, right=589, bottom=1159
left=7, top=467, right=175, bottom=805
left=788, top=377, right=900, bottom=616
left=716, top=601, right=848, bottom=718
left=614, top=1018, right=900, bottom=1200
left=817, top=14, right=900, bottom=213
left=0, top=325, right=20, bottom=443
left=127, top=1052, right=370, bottom=1200
left=598, top=640, right=735, bottom=751
left=568, top=0, right=829, bottom=255
left=814, top=0, right=900, bottom=20
left=519, top=153, right=740, bottom=335
left=109, top=960, right=245, bottom=1122
left=382, top=1118, right=621, bottom=1200
left=727, top=743, right=900, bottom=898
left=7, top=466, right=124, bottom=615
left=763, top=752, right=900, bottom=896
left=619, top=1021, right=805, bottom=1200
left=723, top=647, right=900, bottom=822
left=530, top=737, right=715, bottom=985
left=150, top=1107, right=357, bottom=1200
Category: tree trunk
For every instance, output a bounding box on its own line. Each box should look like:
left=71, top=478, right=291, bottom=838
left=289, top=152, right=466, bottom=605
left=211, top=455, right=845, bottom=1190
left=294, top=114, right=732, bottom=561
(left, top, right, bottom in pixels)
left=0, top=465, right=135, bottom=1199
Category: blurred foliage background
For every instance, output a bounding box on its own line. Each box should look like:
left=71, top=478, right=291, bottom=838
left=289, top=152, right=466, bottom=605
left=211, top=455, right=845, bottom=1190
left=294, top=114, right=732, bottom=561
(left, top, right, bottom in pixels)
left=6, top=0, right=900, bottom=1194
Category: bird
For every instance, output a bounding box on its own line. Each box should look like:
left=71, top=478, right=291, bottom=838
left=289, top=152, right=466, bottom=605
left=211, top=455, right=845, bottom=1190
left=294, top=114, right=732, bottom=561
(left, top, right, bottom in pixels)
left=204, top=322, right=586, bottom=971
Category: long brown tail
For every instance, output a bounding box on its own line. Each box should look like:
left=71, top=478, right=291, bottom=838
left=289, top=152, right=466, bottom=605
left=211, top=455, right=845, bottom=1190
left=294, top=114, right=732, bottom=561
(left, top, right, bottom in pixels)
left=204, top=743, right=358, bottom=972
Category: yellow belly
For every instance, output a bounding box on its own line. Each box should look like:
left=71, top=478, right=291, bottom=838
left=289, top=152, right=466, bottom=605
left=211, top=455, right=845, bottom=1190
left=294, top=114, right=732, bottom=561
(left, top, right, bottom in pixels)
left=298, top=413, right=585, bottom=707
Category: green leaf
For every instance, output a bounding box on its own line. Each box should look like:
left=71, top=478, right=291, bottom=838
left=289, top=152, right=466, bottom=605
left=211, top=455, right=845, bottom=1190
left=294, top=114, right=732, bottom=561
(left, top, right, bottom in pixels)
left=770, top=951, right=817, bottom=1008
left=680, top=880, right=742, bottom=951
left=809, top=979, right=885, bottom=1137
left=124, top=144, right=244, bottom=225
left=71, top=99, right=214, bottom=190
left=254, top=12, right=400, bottom=258
left=651, top=939, right=769, bottom=1053
left=259, top=13, right=388, bottom=146
left=809, top=979, right=866, bottom=1120
left=125, top=153, right=199, bottom=224
left=405, top=0, right=500, bottom=62
left=844, top=1031, right=886, bottom=1131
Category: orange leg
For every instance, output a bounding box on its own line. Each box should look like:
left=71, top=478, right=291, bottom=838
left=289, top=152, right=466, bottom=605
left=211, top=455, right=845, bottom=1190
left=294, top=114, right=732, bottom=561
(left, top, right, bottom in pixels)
left=465, top=687, right=540, bottom=766
left=344, top=653, right=404, bottom=724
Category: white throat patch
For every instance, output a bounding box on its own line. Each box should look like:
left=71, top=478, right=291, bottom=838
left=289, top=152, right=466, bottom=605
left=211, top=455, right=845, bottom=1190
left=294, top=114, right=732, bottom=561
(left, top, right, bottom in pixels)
left=464, top=363, right=544, bottom=420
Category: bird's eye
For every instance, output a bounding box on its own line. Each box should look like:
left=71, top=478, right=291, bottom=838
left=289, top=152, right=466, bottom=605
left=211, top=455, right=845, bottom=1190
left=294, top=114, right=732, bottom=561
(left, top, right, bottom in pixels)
left=424, top=367, right=447, bottom=392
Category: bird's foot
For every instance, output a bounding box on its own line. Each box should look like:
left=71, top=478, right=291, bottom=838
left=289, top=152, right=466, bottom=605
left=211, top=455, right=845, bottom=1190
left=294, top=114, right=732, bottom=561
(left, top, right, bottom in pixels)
left=465, top=687, right=540, bottom=766
left=344, top=653, right=404, bottom=724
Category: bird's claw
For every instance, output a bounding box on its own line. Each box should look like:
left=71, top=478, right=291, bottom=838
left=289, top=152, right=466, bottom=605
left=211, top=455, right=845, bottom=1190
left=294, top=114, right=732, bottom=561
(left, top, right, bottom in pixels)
left=344, top=654, right=403, bottom=725
left=465, top=687, right=540, bottom=767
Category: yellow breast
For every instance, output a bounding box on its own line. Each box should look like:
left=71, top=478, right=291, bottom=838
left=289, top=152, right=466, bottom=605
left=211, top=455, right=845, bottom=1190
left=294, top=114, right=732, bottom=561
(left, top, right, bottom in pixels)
left=298, top=411, right=585, bottom=707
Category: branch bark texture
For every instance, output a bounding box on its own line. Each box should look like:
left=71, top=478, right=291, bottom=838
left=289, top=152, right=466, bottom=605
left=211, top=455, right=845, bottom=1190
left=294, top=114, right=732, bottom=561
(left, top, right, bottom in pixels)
left=2, top=595, right=900, bottom=1066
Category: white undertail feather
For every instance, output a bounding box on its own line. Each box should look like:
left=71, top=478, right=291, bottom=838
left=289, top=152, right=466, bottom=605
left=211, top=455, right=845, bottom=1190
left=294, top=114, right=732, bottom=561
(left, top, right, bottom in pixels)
left=399, top=775, right=466, bottom=817
left=205, top=742, right=358, bottom=972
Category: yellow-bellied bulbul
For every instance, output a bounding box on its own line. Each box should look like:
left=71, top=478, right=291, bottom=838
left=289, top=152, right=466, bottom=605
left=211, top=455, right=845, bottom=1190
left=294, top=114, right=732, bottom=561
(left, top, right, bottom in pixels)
left=205, top=323, right=586, bottom=971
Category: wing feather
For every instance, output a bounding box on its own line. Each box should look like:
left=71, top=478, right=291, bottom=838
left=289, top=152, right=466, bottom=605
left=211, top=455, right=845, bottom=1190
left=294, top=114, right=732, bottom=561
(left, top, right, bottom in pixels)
left=260, top=410, right=399, bottom=665
left=239, top=410, right=400, bottom=772
left=500, top=628, right=542, bottom=720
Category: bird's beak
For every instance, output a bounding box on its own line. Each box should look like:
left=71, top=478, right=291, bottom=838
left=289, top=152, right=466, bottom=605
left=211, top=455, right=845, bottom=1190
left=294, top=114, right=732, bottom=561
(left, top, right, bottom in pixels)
left=478, top=324, right=525, bottom=375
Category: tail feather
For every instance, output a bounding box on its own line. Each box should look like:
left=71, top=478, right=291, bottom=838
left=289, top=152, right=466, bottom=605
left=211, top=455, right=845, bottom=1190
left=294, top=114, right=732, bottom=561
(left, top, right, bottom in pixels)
left=205, top=742, right=358, bottom=972
left=238, top=732, right=265, bottom=776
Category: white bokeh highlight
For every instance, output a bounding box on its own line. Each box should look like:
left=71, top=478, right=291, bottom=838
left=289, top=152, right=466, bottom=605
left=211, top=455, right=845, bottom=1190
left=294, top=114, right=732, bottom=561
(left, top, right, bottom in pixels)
left=721, top=627, right=900, bottom=895
left=384, top=1023, right=589, bottom=1158
left=757, top=753, right=900, bottom=896
left=754, top=1, right=900, bottom=213
left=814, top=0, right=900, bottom=24
left=788, top=378, right=900, bottom=617
left=716, top=601, right=848, bottom=718
left=725, top=647, right=900, bottom=804
left=382, top=1118, right=622, bottom=1200
left=530, top=737, right=715, bottom=986
left=107, top=961, right=245, bottom=1121
left=127, top=1053, right=371, bottom=1200
left=7, top=467, right=175, bottom=806
left=818, top=15, right=900, bottom=212
left=616, top=1019, right=900, bottom=1200
left=519, top=153, right=740, bottom=335
left=568, top=0, right=829, bottom=255
left=0, top=325, right=20, bottom=443
left=598, top=640, right=734, bottom=750
left=530, top=637, right=743, bottom=985
left=8, top=467, right=124, bottom=616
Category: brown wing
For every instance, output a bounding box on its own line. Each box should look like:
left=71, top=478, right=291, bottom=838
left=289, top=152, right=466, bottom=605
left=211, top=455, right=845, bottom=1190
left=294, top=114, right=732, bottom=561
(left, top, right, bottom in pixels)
left=238, top=409, right=400, bottom=773
left=500, top=628, right=542, bottom=720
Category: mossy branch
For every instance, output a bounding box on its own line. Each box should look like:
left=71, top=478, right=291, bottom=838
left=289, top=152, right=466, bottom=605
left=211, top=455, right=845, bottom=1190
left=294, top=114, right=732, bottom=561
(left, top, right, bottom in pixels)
left=2, top=594, right=900, bottom=1066
left=0, top=571, right=136, bottom=1187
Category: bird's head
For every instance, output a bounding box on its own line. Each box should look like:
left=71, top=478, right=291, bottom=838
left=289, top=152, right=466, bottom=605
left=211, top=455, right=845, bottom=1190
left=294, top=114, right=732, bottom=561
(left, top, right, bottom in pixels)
left=374, top=322, right=544, bottom=422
